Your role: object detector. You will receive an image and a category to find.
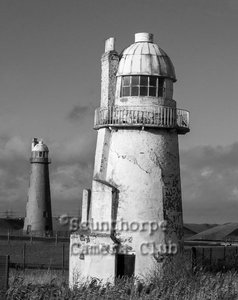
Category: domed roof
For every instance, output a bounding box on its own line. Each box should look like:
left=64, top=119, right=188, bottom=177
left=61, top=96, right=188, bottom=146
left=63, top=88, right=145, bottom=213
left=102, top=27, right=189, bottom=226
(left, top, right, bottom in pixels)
left=117, top=33, right=176, bottom=82
left=32, top=140, right=49, bottom=152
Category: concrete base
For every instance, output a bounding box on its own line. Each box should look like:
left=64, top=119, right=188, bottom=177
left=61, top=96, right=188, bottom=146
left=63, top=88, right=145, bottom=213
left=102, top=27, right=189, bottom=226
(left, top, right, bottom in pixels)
left=69, top=233, right=117, bottom=286
left=69, top=232, right=175, bottom=286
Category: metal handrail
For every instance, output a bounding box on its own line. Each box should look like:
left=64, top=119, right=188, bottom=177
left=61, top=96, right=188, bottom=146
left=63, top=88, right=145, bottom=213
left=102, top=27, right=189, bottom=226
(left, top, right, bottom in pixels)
left=94, top=106, right=189, bottom=133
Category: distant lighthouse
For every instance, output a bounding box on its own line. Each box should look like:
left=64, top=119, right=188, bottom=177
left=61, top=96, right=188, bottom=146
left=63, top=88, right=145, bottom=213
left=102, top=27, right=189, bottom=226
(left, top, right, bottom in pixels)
left=70, top=33, right=190, bottom=284
left=24, top=138, right=53, bottom=236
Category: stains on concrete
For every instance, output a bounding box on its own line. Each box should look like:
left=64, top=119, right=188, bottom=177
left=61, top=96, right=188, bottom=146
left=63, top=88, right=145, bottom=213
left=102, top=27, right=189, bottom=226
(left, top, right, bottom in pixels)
left=120, top=97, right=128, bottom=103
left=111, top=148, right=150, bottom=174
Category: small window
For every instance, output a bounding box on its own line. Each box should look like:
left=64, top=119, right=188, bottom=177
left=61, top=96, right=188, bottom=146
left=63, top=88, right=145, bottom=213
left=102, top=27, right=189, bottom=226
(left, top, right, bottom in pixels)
left=149, top=87, right=156, bottom=96
left=140, top=76, right=148, bottom=86
left=158, top=78, right=164, bottom=97
left=39, top=152, right=42, bottom=157
left=122, top=87, right=130, bottom=96
left=120, top=75, right=164, bottom=98
left=131, top=86, right=139, bottom=96
left=140, top=87, right=148, bottom=96
left=123, top=76, right=130, bottom=86
left=149, top=77, right=157, bottom=86
left=131, top=76, right=139, bottom=85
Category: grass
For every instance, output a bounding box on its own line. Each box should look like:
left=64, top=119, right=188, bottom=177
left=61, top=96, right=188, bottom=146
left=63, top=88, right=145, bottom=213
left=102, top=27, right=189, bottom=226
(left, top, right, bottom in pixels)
left=9, top=269, right=68, bottom=286
left=5, top=256, right=238, bottom=300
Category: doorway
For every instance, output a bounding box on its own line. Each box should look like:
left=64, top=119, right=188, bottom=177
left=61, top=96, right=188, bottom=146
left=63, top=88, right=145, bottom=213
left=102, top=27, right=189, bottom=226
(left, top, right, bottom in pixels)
left=115, top=254, right=135, bottom=277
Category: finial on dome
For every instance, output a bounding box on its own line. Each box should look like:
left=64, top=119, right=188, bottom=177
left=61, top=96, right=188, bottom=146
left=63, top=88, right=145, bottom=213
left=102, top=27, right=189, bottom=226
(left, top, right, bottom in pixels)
left=31, top=138, right=49, bottom=152
left=135, top=33, right=153, bottom=43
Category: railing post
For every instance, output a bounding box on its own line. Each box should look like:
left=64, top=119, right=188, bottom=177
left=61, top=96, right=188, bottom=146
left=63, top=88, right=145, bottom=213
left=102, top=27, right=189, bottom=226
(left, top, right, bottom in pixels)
left=224, top=247, right=226, bottom=264
left=191, top=247, right=196, bottom=272
left=166, top=107, right=168, bottom=126
left=0, top=255, right=9, bottom=292
left=209, top=248, right=212, bottom=271
left=62, top=243, right=65, bottom=275
left=202, top=247, right=204, bottom=265
left=23, top=243, right=26, bottom=271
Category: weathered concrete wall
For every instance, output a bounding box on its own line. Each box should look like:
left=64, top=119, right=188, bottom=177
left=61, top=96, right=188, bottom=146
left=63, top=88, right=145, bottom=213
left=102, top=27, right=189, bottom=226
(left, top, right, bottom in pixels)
left=70, top=33, right=187, bottom=284
left=69, top=234, right=116, bottom=286
left=90, top=180, right=114, bottom=232
left=24, top=162, right=52, bottom=234
left=91, top=128, right=183, bottom=277
left=93, top=128, right=111, bottom=178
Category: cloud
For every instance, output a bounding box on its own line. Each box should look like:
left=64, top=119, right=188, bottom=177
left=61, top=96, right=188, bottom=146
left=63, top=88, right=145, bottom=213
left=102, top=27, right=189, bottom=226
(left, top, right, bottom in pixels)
left=0, top=135, right=29, bottom=216
left=49, top=133, right=96, bottom=215
left=51, top=135, right=96, bottom=166
left=1, top=132, right=238, bottom=224
left=181, top=142, right=238, bottom=223
left=0, top=99, right=98, bottom=218
left=0, top=133, right=96, bottom=218
left=50, top=162, right=93, bottom=215
left=0, top=135, right=28, bottom=161
left=67, top=103, right=94, bottom=122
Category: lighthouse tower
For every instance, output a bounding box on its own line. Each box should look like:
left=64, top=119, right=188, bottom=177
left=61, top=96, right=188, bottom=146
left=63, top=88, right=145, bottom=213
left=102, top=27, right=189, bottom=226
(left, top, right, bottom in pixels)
left=69, top=33, right=190, bottom=284
left=24, top=138, right=53, bottom=236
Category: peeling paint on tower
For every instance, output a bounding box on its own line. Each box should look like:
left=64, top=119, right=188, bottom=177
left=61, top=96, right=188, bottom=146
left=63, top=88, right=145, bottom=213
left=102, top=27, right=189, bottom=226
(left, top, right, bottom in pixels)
left=69, top=33, right=190, bottom=285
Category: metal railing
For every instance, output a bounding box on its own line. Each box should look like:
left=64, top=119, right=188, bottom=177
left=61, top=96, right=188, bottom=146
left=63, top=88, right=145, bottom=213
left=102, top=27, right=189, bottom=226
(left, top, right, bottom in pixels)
left=94, top=106, right=189, bottom=133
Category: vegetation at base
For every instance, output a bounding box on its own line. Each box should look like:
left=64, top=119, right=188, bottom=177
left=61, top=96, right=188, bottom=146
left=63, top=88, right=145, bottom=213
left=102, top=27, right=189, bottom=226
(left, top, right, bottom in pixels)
left=5, top=258, right=238, bottom=300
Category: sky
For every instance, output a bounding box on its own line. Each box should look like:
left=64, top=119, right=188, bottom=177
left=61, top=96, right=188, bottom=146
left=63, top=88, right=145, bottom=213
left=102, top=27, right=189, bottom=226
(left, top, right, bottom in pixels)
left=0, top=0, right=237, bottom=223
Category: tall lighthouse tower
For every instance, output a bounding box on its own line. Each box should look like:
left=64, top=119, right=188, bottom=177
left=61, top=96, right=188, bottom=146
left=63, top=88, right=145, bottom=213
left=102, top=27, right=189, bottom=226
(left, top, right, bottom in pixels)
left=70, top=33, right=189, bottom=284
left=24, top=138, right=53, bottom=236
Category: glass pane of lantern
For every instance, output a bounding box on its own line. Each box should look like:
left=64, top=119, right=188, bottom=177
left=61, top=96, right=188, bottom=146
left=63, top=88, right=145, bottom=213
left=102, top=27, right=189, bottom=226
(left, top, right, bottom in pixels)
left=149, top=87, right=156, bottom=96
left=140, top=76, right=148, bottom=86
left=149, top=76, right=157, bottom=86
left=123, top=76, right=130, bottom=86
left=131, top=76, right=139, bottom=86
left=123, top=87, right=130, bottom=96
left=131, top=87, right=139, bottom=96
left=140, top=87, right=148, bottom=96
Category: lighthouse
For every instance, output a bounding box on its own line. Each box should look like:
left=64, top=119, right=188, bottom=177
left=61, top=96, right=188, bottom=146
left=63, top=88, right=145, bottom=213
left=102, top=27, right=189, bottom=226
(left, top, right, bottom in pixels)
left=69, top=33, right=190, bottom=284
left=24, top=138, right=53, bottom=236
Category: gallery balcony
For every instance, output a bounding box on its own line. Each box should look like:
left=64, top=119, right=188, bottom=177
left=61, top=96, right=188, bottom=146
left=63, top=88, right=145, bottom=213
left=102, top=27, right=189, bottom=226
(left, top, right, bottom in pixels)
left=94, top=106, right=190, bottom=134
left=30, top=158, right=51, bottom=164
